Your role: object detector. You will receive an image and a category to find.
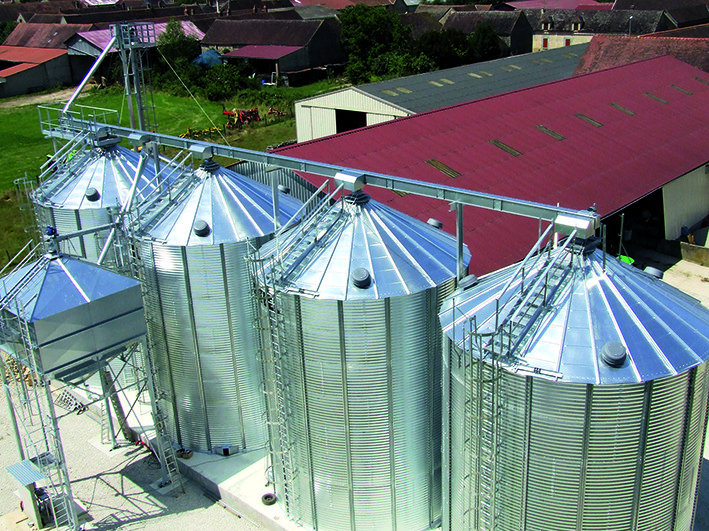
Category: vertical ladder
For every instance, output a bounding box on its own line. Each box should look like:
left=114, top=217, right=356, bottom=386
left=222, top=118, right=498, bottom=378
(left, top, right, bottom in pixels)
left=5, top=309, right=79, bottom=530
left=249, top=247, right=297, bottom=512
left=127, top=242, right=183, bottom=493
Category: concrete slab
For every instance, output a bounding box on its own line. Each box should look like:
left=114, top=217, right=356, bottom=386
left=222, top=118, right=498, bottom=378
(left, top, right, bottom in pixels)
left=175, top=449, right=301, bottom=531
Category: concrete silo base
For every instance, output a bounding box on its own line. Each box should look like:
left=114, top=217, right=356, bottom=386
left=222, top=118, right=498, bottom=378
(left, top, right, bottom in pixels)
left=174, top=450, right=302, bottom=531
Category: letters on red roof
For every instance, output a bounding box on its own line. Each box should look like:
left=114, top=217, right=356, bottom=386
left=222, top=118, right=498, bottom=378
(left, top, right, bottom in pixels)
left=276, top=56, right=709, bottom=275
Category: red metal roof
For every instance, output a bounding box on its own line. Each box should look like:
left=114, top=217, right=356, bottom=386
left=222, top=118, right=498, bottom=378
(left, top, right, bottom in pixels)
left=223, top=44, right=303, bottom=60
left=0, top=46, right=66, bottom=64
left=0, top=62, right=38, bottom=77
left=276, top=56, right=709, bottom=275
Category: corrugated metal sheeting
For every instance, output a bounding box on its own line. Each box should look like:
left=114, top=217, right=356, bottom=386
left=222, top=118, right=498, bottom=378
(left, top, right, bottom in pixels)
left=255, top=191, right=469, bottom=530
left=278, top=56, right=709, bottom=275
left=439, top=242, right=709, bottom=530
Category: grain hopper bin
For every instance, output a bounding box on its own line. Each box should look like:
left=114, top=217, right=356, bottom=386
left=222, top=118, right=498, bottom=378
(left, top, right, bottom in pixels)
left=439, top=236, right=709, bottom=531
left=134, top=157, right=302, bottom=454
left=0, top=249, right=147, bottom=383
left=252, top=189, right=471, bottom=531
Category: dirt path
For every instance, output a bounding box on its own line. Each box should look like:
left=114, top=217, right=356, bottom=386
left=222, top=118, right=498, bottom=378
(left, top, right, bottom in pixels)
left=0, top=86, right=89, bottom=109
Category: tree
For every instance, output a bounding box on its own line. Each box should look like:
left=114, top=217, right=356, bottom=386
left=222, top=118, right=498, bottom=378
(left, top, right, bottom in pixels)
left=339, top=5, right=412, bottom=83
left=157, top=18, right=202, bottom=68
left=203, top=63, right=258, bottom=101
left=470, top=23, right=503, bottom=62
left=0, top=21, right=17, bottom=44
left=414, top=29, right=475, bottom=70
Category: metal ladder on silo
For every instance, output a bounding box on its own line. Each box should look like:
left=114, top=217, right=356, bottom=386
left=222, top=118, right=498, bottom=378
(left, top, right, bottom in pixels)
left=3, top=307, right=79, bottom=530
left=464, top=230, right=578, bottom=529
left=463, top=316, right=503, bottom=531
left=493, top=230, right=577, bottom=372
left=246, top=240, right=299, bottom=513
left=126, top=245, right=184, bottom=494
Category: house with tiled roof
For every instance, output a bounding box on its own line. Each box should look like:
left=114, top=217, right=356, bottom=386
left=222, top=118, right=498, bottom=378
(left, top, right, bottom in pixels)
left=442, top=11, right=534, bottom=54
left=649, top=21, right=709, bottom=36
left=295, top=43, right=588, bottom=141
left=278, top=56, right=709, bottom=275
left=523, top=8, right=671, bottom=50
left=3, top=23, right=95, bottom=48
left=575, top=34, right=709, bottom=73
left=204, top=19, right=345, bottom=81
left=612, top=0, right=705, bottom=10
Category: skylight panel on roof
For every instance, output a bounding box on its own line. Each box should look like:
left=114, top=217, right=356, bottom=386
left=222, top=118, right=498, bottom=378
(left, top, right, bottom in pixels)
left=694, top=76, right=709, bottom=86
left=440, top=79, right=454, bottom=85
left=562, top=52, right=578, bottom=58
left=382, top=90, right=399, bottom=96
left=575, top=113, right=603, bottom=127
left=490, top=139, right=522, bottom=157
left=392, top=190, right=409, bottom=197
left=426, top=159, right=461, bottom=178
left=671, top=84, right=692, bottom=95
left=479, top=71, right=493, bottom=77
left=429, top=81, right=444, bottom=87
left=536, top=125, right=565, bottom=140
left=644, top=92, right=668, bottom=104
left=469, top=73, right=483, bottom=79
left=610, top=103, right=635, bottom=115
left=397, top=87, right=412, bottom=94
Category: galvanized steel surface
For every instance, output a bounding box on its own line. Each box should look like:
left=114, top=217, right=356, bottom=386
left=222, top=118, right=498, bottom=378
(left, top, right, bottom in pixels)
left=442, top=351, right=709, bottom=531
left=0, top=255, right=146, bottom=378
left=258, top=193, right=467, bottom=530
left=138, top=162, right=302, bottom=453
left=267, top=284, right=453, bottom=531
left=144, top=160, right=302, bottom=245
left=259, top=191, right=470, bottom=300
left=32, top=142, right=164, bottom=263
left=439, top=246, right=709, bottom=384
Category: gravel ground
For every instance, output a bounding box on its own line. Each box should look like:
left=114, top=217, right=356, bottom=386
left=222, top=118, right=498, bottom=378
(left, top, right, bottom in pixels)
left=0, top=392, right=262, bottom=531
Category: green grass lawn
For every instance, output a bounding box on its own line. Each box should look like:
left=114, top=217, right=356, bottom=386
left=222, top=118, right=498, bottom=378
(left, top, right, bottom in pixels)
left=0, top=79, right=346, bottom=268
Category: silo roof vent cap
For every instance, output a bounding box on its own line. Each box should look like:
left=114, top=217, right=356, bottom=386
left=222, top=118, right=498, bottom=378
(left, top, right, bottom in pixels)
left=351, top=267, right=372, bottom=289
left=427, top=218, right=443, bottom=229
left=345, top=190, right=370, bottom=205
left=85, top=187, right=100, bottom=202
left=601, top=341, right=627, bottom=368
left=199, top=158, right=221, bottom=173
left=193, top=219, right=211, bottom=237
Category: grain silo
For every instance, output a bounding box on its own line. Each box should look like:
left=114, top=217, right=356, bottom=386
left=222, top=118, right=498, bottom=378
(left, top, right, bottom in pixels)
left=253, top=189, right=471, bottom=531
left=32, top=134, right=173, bottom=267
left=439, top=236, right=709, bottom=531
left=134, top=157, right=302, bottom=454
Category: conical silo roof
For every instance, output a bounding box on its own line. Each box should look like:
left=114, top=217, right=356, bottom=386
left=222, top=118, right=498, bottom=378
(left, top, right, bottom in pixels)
left=0, top=253, right=141, bottom=322
left=260, top=189, right=471, bottom=300
left=439, top=240, right=709, bottom=384
left=34, top=140, right=162, bottom=210
left=142, top=159, right=303, bottom=246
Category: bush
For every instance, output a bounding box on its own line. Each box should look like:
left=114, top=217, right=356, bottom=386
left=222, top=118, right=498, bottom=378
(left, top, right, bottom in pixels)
left=203, top=64, right=259, bottom=102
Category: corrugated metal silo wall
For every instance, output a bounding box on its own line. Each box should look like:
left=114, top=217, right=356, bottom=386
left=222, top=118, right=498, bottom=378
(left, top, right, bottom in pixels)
left=34, top=204, right=116, bottom=264
left=266, top=279, right=456, bottom=531
left=232, top=162, right=320, bottom=206
left=140, top=239, right=269, bottom=453
left=442, top=344, right=709, bottom=531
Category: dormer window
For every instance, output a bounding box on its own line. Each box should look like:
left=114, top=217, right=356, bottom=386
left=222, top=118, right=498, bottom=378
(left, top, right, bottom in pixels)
left=542, top=21, right=552, bottom=31
left=571, top=22, right=582, bottom=31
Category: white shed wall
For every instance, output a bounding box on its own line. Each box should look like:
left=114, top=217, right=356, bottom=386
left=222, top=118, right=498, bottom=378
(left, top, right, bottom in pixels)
left=663, top=166, right=709, bottom=240
left=295, top=87, right=410, bottom=142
